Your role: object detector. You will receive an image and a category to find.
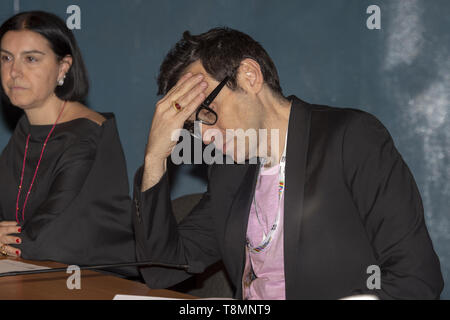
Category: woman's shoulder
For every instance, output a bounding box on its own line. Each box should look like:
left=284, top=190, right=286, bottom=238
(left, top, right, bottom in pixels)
left=55, top=102, right=114, bottom=141
left=64, top=102, right=107, bottom=126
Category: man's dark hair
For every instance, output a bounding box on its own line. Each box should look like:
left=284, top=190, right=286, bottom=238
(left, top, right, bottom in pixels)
left=0, top=11, right=89, bottom=103
left=157, top=27, right=283, bottom=97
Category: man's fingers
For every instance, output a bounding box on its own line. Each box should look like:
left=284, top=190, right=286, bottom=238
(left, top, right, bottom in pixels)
left=177, top=92, right=206, bottom=121
left=162, top=74, right=205, bottom=109
left=176, top=81, right=208, bottom=112
left=161, top=72, right=193, bottom=100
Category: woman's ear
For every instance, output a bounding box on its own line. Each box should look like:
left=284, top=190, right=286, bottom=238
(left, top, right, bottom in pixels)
left=58, top=55, right=73, bottom=79
left=237, top=58, right=264, bottom=94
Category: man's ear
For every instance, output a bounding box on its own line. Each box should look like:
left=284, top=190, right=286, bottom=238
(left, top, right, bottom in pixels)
left=237, top=58, right=264, bottom=94
left=58, top=55, right=73, bottom=79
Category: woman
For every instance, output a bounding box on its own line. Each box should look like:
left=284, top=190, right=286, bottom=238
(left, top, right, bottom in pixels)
left=0, top=11, right=137, bottom=278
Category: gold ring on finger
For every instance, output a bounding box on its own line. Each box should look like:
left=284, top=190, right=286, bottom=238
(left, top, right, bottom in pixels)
left=0, top=244, right=7, bottom=256
left=172, top=101, right=182, bottom=112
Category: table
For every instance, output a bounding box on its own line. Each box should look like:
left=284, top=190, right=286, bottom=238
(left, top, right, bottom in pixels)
left=0, top=256, right=195, bottom=300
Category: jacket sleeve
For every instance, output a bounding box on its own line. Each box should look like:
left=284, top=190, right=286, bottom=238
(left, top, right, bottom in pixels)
left=342, top=111, right=444, bottom=299
left=132, top=165, right=221, bottom=289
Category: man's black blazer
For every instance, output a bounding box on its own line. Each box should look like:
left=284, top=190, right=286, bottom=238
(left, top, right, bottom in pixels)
left=132, top=96, right=443, bottom=299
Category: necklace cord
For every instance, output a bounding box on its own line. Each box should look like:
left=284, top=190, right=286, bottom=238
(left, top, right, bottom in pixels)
left=15, top=101, right=67, bottom=224
left=247, top=130, right=288, bottom=254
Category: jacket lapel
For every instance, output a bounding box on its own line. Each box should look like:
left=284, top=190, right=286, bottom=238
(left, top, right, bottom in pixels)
left=284, top=96, right=312, bottom=299
left=223, top=162, right=259, bottom=297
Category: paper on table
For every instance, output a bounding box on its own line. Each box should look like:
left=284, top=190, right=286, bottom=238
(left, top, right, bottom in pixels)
left=339, top=294, right=379, bottom=300
left=0, top=259, right=50, bottom=273
left=113, top=294, right=235, bottom=300
left=113, top=294, right=182, bottom=300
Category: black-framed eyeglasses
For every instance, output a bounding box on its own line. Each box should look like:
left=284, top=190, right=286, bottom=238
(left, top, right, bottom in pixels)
left=184, top=76, right=230, bottom=138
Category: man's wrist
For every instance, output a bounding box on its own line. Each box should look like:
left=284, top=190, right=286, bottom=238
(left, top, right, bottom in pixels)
left=141, top=155, right=167, bottom=192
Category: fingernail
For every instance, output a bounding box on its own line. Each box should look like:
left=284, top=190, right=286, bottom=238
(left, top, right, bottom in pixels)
left=18, top=228, right=22, bottom=233
left=200, top=81, right=208, bottom=87
left=16, top=251, right=20, bottom=256
left=16, top=239, right=20, bottom=243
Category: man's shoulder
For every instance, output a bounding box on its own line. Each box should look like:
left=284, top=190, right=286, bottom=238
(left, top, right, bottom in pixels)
left=310, top=102, right=372, bottom=121
left=306, top=102, right=394, bottom=151
left=290, top=97, right=391, bottom=145
left=290, top=95, right=377, bottom=123
left=308, top=103, right=385, bottom=133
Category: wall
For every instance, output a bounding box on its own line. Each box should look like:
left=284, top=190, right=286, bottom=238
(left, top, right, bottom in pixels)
left=0, top=0, right=448, bottom=298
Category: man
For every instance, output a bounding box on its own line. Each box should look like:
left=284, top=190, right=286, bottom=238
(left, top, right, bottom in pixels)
left=132, top=28, right=443, bottom=299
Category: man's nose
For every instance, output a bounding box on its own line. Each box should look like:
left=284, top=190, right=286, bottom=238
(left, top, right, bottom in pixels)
left=202, top=126, right=219, bottom=145
left=202, top=133, right=215, bottom=145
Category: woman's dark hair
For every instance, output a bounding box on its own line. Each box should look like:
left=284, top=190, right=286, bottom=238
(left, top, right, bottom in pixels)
left=157, top=27, right=283, bottom=97
left=0, top=11, right=89, bottom=102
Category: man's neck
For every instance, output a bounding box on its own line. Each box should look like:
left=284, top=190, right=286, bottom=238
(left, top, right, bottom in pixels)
left=258, top=93, right=292, bottom=168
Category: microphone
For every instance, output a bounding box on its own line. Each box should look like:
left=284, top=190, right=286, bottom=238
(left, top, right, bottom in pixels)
left=0, top=260, right=202, bottom=278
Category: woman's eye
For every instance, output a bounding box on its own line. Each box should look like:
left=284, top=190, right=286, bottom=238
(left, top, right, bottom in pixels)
left=0, top=55, right=12, bottom=63
left=26, top=56, right=38, bottom=63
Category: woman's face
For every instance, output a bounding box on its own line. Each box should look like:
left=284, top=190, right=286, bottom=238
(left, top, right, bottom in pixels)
left=0, top=30, right=69, bottom=109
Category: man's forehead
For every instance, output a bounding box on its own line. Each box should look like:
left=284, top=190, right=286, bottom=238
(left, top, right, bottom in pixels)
left=182, top=60, right=222, bottom=90
left=183, top=60, right=205, bottom=75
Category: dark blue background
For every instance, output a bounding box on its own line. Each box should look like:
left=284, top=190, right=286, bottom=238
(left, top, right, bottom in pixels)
left=1, top=0, right=448, bottom=299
